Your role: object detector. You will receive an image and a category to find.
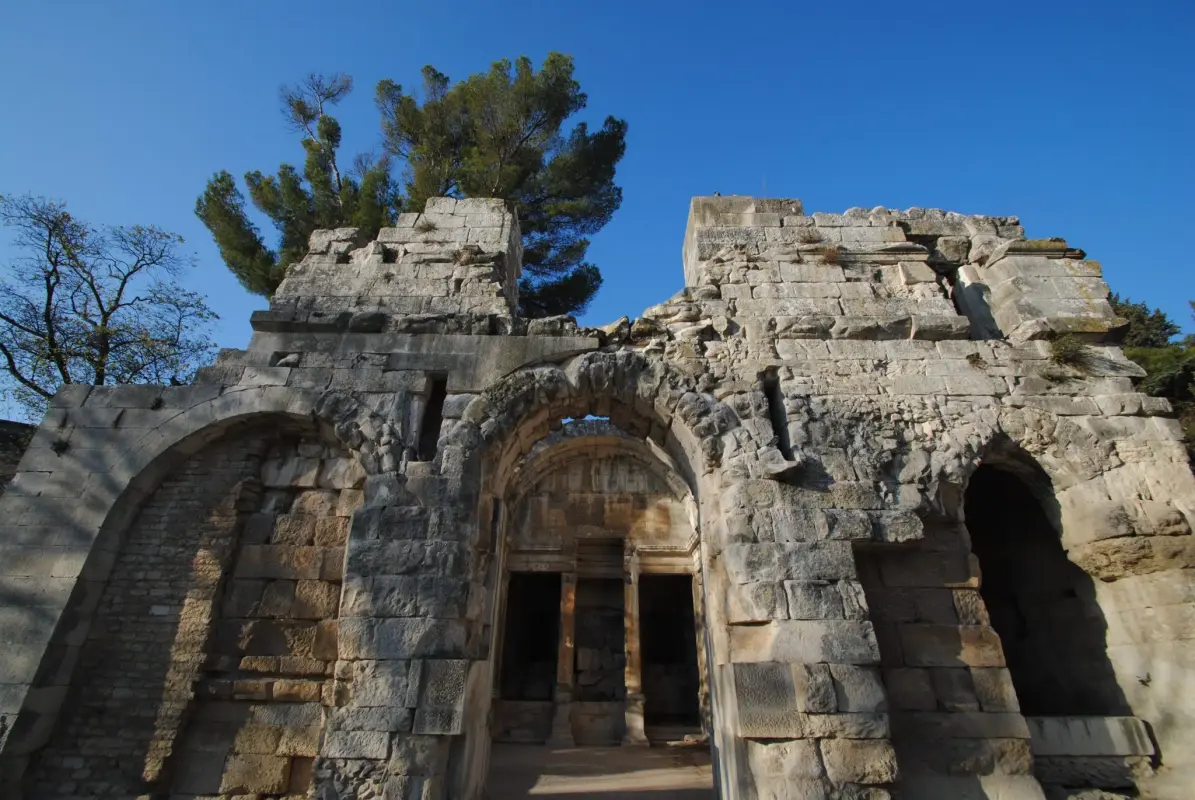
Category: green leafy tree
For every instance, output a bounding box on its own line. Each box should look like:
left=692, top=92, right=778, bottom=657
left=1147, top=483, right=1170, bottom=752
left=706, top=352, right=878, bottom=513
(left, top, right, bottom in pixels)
left=196, top=73, right=402, bottom=296
left=0, top=194, right=217, bottom=417
left=1116, top=298, right=1195, bottom=461
left=1110, top=293, right=1182, bottom=347
left=377, top=53, right=627, bottom=317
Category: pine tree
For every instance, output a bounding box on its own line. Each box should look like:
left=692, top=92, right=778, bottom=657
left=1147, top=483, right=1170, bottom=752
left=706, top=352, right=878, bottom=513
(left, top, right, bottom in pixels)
left=1109, top=293, right=1182, bottom=348
left=376, top=53, right=627, bottom=317
left=196, top=74, right=402, bottom=297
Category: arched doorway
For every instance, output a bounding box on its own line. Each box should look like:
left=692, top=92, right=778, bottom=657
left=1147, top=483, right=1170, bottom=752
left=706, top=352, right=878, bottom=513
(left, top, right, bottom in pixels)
left=490, top=421, right=707, bottom=748
left=965, top=462, right=1128, bottom=717
left=476, top=405, right=716, bottom=797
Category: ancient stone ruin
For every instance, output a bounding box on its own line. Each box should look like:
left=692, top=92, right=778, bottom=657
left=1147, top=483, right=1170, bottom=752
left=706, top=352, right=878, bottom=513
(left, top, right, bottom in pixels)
left=1, top=196, right=1193, bottom=799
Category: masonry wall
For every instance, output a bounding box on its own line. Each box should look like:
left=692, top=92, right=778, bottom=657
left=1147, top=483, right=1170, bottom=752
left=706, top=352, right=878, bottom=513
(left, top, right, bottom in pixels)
left=1, top=195, right=1194, bottom=800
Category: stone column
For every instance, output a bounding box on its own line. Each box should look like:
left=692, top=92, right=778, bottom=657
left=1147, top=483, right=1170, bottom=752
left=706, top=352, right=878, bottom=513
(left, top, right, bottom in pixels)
left=623, top=548, right=649, bottom=746
left=692, top=569, right=713, bottom=739
left=547, top=572, right=576, bottom=747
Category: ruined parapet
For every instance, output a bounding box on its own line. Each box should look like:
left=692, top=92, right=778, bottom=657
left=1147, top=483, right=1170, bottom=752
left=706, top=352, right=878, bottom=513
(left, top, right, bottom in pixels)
left=249, top=197, right=523, bottom=337
left=679, top=196, right=1126, bottom=344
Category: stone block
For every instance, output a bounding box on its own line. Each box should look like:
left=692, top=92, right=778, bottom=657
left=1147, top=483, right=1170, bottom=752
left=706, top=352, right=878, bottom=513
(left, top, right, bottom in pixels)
left=319, top=457, right=367, bottom=489
left=820, top=739, right=898, bottom=785
left=723, top=541, right=856, bottom=584
left=971, top=668, right=1020, bottom=713
left=898, top=624, right=1005, bottom=668
left=220, top=753, right=291, bottom=793
left=293, top=580, right=340, bottom=618
left=314, top=516, right=350, bottom=546
left=733, top=661, right=801, bottom=737
left=273, top=514, right=316, bottom=545
left=388, top=733, right=446, bottom=776
left=1026, top=716, right=1154, bottom=757
left=323, top=729, right=391, bottom=759
left=747, top=738, right=825, bottom=783
left=730, top=620, right=880, bottom=665
left=884, top=668, right=936, bottom=711
left=262, top=457, right=320, bottom=488
left=830, top=665, right=887, bottom=712
left=795, top=663, right=837, bottom=712
left=727, top=581, right=789, bottom=622
left=785, top=581, right=845, bottom=620
left=801, top=712, right=890, bottom=739
left=930, top=667, right=979, bottom=711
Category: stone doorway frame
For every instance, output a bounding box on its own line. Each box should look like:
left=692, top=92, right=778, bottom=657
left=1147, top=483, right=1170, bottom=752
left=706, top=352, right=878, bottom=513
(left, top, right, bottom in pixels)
left=485, top=431, right=712, bottom=750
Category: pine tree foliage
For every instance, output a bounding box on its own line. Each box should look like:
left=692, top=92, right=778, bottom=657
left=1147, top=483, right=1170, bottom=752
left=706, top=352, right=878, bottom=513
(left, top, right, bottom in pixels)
left=196, top=74, right=402, bottom=297
left=1116, top=297, right=1195, bottom=461
left=0, top=194, right=217, bottom=416
left=1110, top=293, right=1182, bottom=348
left=377, top=53, right=626, bottom=317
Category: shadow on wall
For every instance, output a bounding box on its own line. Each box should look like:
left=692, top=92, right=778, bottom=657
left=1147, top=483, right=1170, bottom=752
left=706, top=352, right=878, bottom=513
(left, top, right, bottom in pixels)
left=9, top=417, right=352, bottom=798
left=856, top=444, right=1135, bottom=797
left=965, top=463, right=1130, bottom=718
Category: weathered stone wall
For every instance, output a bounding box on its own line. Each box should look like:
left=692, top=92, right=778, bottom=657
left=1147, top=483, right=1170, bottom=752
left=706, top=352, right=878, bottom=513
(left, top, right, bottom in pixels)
left=1, top=195, right=1192, bottom=800
left=17, top=426, right=358, bottom=799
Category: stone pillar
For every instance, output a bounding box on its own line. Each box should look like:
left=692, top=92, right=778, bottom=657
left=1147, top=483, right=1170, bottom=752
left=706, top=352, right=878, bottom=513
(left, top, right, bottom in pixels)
left=692, top=569, right=713, bottom=739
left=547, top=572, right=576, bottom=747
left=623, top=548, right=649, bottom=746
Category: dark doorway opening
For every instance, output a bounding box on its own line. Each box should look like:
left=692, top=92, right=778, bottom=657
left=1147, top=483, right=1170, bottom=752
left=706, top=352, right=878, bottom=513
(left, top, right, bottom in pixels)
left=640, top=574, right=701, bottom=727
left=500, top=572, right=561, bottom=701
left=416, top=375, right=448, bottom=461
left=965, top=463, right=1129, bottom=716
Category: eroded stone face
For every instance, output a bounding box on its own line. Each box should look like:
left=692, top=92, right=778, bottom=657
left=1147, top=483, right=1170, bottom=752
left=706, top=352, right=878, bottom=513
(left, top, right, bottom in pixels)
left=1, top=196, right=1193, bottom=800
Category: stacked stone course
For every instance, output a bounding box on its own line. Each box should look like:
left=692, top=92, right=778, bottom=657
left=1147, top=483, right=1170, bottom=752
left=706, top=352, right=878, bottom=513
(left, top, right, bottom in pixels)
left=0, top=195, right=1193, bottom=800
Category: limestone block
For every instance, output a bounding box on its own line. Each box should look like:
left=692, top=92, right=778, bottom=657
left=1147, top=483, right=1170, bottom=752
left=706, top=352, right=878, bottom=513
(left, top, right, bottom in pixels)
left=339, top=618, right=468, bottom=660
left=801, top=712, right=890, bottom=739
left=727, top=581, right=789, bottom=622
left=830, top=665, right=888, bottom=712
left=884, top=668, right=936, bottom=711
left=746, top=738, right=825, bottom=786
left=729, top=620, right=880, bottom=664
left=732, top=661, right=801, bottom=737
left=323, top=729, right=391, bottom=760
left=410, top=658, right=469, bottom=735
left=388, top=733, right=447, bottom=776
left=1026, top=716, right=1155, bottom=757
left=930, top=668, right=980, bottom=711
left=262, top=456, right=320, bottom=488
left=898, top=624, right=1005, bottom=668
left=820, top=739, right=898, bottom=785
left=971, top=668, right=1020, bottom=713
left=319, top=458, right=366, bottom=489
left=785, top=581, right=846, bottom=619
left=220, top=753, right=292, bottom=793
left=723, top=542, right=856, bottom=584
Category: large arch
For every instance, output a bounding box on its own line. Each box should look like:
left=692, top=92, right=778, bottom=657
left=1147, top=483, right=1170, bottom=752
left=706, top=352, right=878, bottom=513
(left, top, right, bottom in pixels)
left=437, top=350, right=754, bottom=799
left=18, top=407, right=370, bottom=798
left=911, top=405, right=1195, bottom=794
left=3, top=386, right=392, bottom=792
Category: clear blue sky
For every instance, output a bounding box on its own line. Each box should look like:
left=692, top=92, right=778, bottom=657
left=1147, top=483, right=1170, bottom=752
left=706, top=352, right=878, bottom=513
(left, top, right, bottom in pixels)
left=2, top=0, right=1193, bottom=351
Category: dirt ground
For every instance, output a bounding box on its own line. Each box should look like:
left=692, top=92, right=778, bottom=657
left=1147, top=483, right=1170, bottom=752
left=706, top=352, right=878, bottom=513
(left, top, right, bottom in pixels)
left=486, top=742, right=716, bottom=799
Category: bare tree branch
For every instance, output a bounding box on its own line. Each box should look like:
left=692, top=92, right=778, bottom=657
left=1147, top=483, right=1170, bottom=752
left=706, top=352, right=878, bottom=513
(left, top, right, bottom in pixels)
left=0, top=194, right=217, bottom=417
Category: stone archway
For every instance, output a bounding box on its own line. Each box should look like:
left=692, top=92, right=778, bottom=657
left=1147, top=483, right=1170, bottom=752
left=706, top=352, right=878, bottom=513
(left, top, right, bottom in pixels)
left=20, top=413, right=368, bottom=799
left=444, top=351, right=736, bottom=798
left=490, top=424, right=706, bottom=749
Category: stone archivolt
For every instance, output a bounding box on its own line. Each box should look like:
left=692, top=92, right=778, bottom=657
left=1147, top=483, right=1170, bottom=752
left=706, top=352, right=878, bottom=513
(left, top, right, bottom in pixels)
left=0, top=195, right=1192, bottom=799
